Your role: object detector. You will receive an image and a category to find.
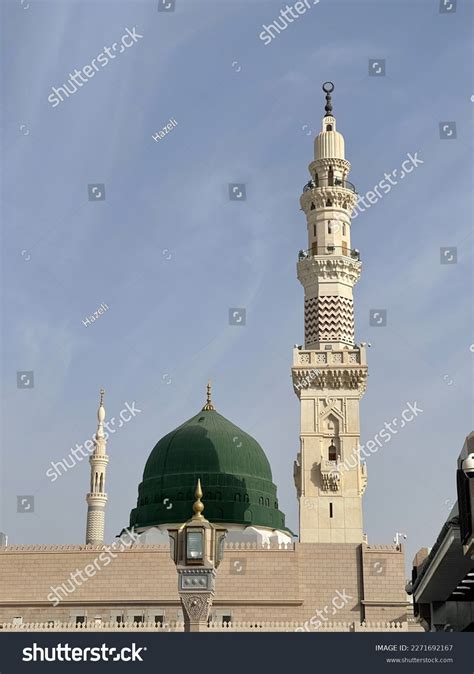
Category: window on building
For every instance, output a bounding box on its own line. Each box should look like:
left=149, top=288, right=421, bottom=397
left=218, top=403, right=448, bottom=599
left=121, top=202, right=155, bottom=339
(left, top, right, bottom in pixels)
left=235, top=493, right=241, bottom=502
left=133, top=615, right=144, bottom=624
left=326, top=124, right=333, bottom=131
left=328, top=167, right=334, bottom=186
left=328, top=443, right=337, bottom=461
left=329, top=503, right=333, bottom=518
left=154, top=614, right=165, bottom=626
left=222, top=615, right=232, bottom=626
left=310, top=202, right=315, bottom=210
left=265, top=498, right=270, bottom=507
left=259, top=497, right=264, bottom=505
left=342, top=223, right=346, bottom=236
left=75, top=616, right=86, bottom=625
left=326, top=199, right=332, bottom=207
left=328, top=222, right=332, bottom=234
left=116, top=615, right=124, bottom=624
left=313, top=224, right=316, bottom=236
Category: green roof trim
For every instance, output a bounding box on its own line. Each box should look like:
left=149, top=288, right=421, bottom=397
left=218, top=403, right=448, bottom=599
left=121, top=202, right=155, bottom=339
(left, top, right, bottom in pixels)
left=129, top=409, right=288, bottom=532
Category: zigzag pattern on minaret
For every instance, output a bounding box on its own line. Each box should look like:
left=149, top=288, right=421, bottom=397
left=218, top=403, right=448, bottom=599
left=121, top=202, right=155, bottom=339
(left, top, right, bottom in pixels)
left=304, top=296, right=354, bottom=345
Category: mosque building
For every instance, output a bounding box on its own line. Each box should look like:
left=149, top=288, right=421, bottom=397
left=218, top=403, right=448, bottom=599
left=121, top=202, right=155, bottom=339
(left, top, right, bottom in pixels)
left=0, top=84, right=415, bottom=632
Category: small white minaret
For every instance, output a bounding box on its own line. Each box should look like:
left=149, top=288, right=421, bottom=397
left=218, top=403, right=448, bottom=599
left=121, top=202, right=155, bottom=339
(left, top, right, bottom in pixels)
left=86, top=389, right=109, bottom=544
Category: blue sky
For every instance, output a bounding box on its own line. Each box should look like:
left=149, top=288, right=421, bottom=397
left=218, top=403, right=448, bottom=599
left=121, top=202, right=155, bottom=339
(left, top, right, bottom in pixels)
left=1, top=0, right=473, bottom=573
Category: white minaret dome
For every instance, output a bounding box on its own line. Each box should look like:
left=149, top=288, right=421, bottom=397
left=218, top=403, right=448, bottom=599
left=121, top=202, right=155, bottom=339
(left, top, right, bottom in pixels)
left=314, top=115, right=345, bottom=160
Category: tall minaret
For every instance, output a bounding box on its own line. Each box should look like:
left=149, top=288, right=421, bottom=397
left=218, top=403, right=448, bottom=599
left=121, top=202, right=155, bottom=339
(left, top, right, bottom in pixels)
left=86, top=389, right=109, bottom=544
left=292, top=83, right=368, bottom=544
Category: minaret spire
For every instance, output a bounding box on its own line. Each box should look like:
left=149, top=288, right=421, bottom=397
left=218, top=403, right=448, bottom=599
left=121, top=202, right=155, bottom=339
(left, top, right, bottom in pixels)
left=322, top=81, right=334, bottom=117
left=86, top=388, right=110, bottom=544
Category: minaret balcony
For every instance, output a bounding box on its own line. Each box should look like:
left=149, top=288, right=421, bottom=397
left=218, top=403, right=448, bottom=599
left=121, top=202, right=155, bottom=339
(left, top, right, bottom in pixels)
left=320, top=460, right=341, bottom=491
left=302, top=178, right=356, bottom=193
left=298, top=246, right=360, bottom=261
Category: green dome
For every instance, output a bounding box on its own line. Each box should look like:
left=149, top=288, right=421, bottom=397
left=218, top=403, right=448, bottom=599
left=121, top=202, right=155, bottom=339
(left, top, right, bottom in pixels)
left=130, top=407, right=287, bottom=532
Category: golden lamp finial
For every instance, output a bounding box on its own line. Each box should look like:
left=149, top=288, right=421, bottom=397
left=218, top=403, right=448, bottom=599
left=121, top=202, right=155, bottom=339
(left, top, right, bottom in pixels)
left=202, top=380, right=215, bottom=411
left=192, top=479, right=205, bottom=520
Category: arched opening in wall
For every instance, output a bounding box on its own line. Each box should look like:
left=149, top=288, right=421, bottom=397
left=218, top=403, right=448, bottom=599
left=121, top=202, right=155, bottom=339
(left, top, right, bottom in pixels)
left=99, top=474, right=103, bottom=492
left=326, top=199, right=332, bottom=207
left=258, top=497, right=264, bottom=505
left=314, top=173, right=319, bottom=187
left=328, top=222, right=332, bottom=234
left=244, top=493, right=249, bottom=503
left=235, top=493, right=241, bottom=502
left=328, top=167, right=334, bottom=186
left=265, top=498, right=270, bottom=507
left=326, top=124, right=333, bottom=132
left=328, top=443, right=337, bottom=462
left=310, top=202, right=315, bottom=210
left=342, top=223, right=346, bottom=236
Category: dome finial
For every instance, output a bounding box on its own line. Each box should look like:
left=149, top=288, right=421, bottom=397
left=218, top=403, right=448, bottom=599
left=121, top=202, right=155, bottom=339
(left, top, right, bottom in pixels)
left=192, top=478, right=205, bottom=519
left=202, top=380, right=215, bottom=411
left=322, top=81, right=334, bottom=117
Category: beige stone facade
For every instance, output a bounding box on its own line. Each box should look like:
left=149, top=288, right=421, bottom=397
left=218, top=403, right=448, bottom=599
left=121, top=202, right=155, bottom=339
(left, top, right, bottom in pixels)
left=0, top=542, right=407, bottom=630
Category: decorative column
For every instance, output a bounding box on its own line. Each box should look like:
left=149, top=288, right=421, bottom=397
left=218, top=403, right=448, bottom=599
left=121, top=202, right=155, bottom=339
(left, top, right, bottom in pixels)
left=168, top=480, right=227, bottom=632
left=293, top=83, right=368, bottom=544
left=86, top=389, right=109, bottom=545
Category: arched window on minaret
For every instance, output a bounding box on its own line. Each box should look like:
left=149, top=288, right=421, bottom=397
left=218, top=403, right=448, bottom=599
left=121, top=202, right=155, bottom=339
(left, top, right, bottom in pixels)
left=328, top=442, right=337, bottom=462
left=310, top=202, right=315, bottom=210
left=326, top=199, right=332, bottom=207
left=314, top=173, right=319, bottom=187
left=99, top=474, right=103, bottom=493
left=326, top=124, right=333, bottom=132
left=328, top=167, right=334, bottom=186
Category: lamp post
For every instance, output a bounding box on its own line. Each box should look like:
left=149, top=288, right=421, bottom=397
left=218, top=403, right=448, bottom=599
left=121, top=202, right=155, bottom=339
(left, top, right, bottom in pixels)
left=168, top=480, right=227, bottom=632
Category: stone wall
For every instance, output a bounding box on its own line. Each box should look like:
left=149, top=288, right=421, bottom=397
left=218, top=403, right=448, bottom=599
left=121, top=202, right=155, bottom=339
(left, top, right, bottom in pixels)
left=0, top=542, right=407, bottom=629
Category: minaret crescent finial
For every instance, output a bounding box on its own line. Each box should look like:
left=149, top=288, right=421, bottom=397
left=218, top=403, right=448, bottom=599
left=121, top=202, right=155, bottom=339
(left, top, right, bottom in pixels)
left=202, top=380, right=215, bottom=411
left=322, top=81, right=334, bottom=117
